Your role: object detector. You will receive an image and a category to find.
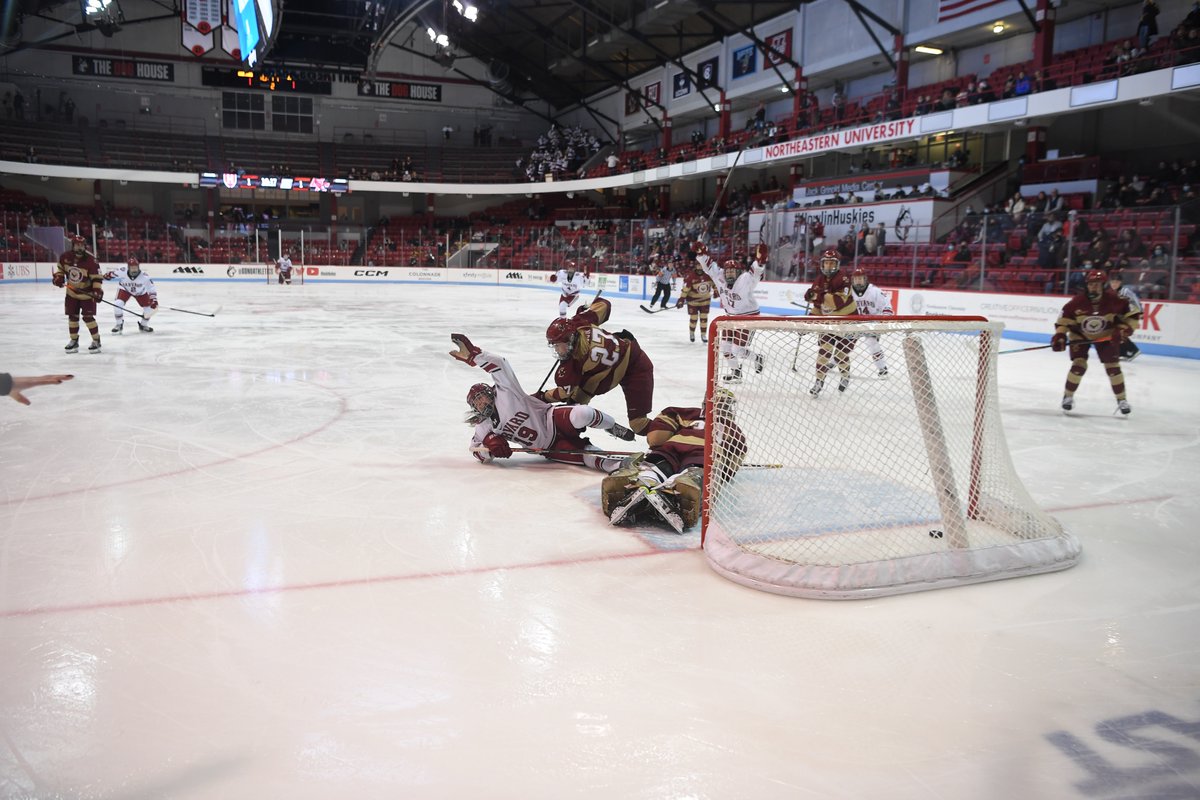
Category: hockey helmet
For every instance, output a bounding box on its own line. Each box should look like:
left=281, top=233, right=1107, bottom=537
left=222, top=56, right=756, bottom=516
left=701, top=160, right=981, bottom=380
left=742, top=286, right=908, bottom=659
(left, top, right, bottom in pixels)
left=126, top=257, right=141, bottom=277
left=563, top=259, right=577, bottom=278
left=546, top=317, right=577, bottom=360
left=820, top=249, right=841, bottom=276
left=466, top=383, right=496, bottom=422
left=69, top=233, right=86, bottom=251
left=722, top=259, right=741, bottom=288
left=851, top=268, right=869, bottom=292
left=1085, top=268, right=1106, bottom=300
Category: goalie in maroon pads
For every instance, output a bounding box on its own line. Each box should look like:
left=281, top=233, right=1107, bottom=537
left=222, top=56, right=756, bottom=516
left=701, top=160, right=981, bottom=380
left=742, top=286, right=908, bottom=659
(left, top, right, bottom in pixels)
left=805, top=250, right=858, bottom=396
left=450, top=333, right=634, bottom=471
left=601, top=388, right=746, bottom=533
left=543, top=297, right=656, bottom=435
left=52, top=234, right=103, bottom=354
left=1051, top=268, right=1139, bottom=415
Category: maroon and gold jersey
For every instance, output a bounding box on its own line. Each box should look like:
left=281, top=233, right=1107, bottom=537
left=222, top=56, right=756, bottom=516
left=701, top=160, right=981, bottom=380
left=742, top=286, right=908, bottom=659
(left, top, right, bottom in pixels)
left=808, top=270, right=856, bottom=316
left=546, top=325, right=643, bottom=405
left=679, top=270, right=714, bottom=307
left=55, top=250, right=102, bottom=300
left=1056, top=289, right=1137, bottom=342
left=644, top=406, right=746, bottom=477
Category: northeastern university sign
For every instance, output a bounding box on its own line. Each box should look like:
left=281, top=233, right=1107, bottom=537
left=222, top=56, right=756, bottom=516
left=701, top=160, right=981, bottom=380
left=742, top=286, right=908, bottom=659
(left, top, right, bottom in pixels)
left=762, top=119, right=918, bottom=162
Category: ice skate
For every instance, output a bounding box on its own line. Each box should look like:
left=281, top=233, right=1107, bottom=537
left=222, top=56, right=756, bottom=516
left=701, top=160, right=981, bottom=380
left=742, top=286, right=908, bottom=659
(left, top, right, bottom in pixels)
left=1061, top=395, right=1074, bottom=412
left=754, top=354, right=764, bottom=374
left=138, top=321, right=153, bottom=333
left=809, top=379, right=824, bottom=396
left=87, top=340, right=102, bottom=354
left=111, top=323, right=123, bottom=335
left=1125, top=349, right=1140, bottom=361
left=700, top=332, right=708, bottom=343
left=722, top=368, right=742, bottom=384
left=1117, top=399, right=1131, bottom=415
left=878, top=366, right=888, bottom=377
left=64, top=339, right=79, bottom=353
left=838, top=375, right=851, bottom=392
left=689, top=331, right=695, bottom=342
left=608, top=488, right=649, bottom=526
left=642, top=489, right=685, bottom=533
left=608, top=423, right=635, bottom=442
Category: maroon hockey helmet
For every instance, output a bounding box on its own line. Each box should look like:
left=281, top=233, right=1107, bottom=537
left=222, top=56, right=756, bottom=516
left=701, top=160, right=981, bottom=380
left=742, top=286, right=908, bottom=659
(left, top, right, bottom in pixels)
left=851, top=267, right=869, bottom=291
left=563, top=259, right=578, bottom=277
left=722, top=259, right=742, bottom=287
left=546, top=317, right=577, bottom=359
left=1084, top=268, right=1107, bottom=284
left=820, top=249, right=841, bottom=276
left=466, top=383, right=496, bottom=419
left=126, top=257, right=141, bottom=276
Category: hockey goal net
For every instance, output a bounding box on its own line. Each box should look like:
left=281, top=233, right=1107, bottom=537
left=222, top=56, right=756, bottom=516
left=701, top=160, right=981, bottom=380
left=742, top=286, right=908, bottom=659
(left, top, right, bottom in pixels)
left=703, top=315, right=1080, bottom=599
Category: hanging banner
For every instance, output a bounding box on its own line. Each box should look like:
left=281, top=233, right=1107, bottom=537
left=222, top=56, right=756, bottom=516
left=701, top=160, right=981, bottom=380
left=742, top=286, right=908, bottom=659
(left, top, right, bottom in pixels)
left=184, top=0, right=222, bottom=33
left=732, top=44, right=757, bottom=79
left=937, top=0, right=1006, bottom=22
left=763, top=29, right=792, bottom=66
left=672, top=72, right=691, bottom=99
left=697, top=57, right=719, bottom=88
left=749, top=200, right=938, bottom=247
left=72, top=55, right=175, bottom=82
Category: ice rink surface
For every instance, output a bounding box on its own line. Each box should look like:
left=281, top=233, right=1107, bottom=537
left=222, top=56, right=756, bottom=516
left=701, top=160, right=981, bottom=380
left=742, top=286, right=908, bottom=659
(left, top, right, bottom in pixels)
left=2, top=279, right=1199, bottom=800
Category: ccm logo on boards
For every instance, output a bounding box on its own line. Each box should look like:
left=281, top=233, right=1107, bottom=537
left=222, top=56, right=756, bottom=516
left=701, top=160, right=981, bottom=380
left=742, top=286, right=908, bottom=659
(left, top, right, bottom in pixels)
left=354, top=270, right=389, bottom=277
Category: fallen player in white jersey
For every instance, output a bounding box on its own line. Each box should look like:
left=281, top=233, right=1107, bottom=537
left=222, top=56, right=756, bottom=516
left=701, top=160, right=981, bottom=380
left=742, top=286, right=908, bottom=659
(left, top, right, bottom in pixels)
left=449, top=333, right=633, bottom=471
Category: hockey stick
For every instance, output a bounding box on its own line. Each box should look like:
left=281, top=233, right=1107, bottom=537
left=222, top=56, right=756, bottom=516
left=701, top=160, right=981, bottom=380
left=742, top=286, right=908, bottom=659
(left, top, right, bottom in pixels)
left=169, top=305, right=221, bottom=317
left=512, top=447, right=640, bottom=457
left=999, top=336, right=1112, bottom=355
left=98, top=297, right=147, bottom=319
left=700, top=142, right=749, bottom=243
left=639, top=304, right=675, bottom=314
left=785, top=289, right=813, bottom=311
left=539, top=289, right=603, bottom=393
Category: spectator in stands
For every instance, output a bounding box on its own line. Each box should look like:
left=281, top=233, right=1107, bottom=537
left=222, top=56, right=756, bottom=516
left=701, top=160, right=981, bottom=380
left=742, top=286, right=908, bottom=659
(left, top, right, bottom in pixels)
left=1047, top=189, right=1065, bottom=214
left=1114, top=229, right=1146, bottom=259
left=1002, top=77, right=1016, bottom=99
left=1006, top=192, right=1027, bottom=222
left=1038, top=212, right=1063, bottom=243
left=1086, top=230, right=1112, bottom=265
left=976, top=79, right=995, bottom=103
left=1040, top=231, right=1067, bottom=273
left=1014, top=71, right=1032, bottom=96
left=1137, top=0, right=1160, bottom=51
left=832, top=89, right=847, bottom=125
left=956, top=83, right=971, bottom=107
left=914, top=95, right=930, bottom=115
left=1034, top=70, right=1053, bottom=91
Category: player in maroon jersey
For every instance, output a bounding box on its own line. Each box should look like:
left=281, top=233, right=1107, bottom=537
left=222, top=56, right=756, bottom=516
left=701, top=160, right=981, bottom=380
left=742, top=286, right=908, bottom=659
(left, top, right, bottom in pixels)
left=804, top=249, right=858, bottom=396
left=675, top=261, right=715, bottom=342
left=601, top=388, right=746, bottom=532
left=1051, top=268, right=1139, bottom=414
left=543, top=297, right=656, bottom=435
left=51, top=234, right=104, bottom=354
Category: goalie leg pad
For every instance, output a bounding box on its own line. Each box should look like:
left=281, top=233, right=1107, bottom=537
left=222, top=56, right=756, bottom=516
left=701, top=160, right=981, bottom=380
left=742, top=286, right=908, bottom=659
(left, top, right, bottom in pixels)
left=671, top=467, right=704, bottom=530
left=607, top=487, right=649, bottom=526
left=642, top=489, right=685, bottom=533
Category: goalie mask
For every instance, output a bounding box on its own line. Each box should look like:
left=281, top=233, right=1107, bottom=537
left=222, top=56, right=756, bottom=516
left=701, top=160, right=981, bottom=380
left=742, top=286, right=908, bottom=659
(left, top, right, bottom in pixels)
left=722, top=259, right=741, bottom=288
left=126, top=257, right=141, bottom=278
left=465, top=383, right=497, bottom=425
left=1085, top=268, right=1107, bottom=301
left=546, top=317, right=577, bottom=360
left=820, top=249, right=841, bottom=277
left=851, top=268, right=868, bottom=295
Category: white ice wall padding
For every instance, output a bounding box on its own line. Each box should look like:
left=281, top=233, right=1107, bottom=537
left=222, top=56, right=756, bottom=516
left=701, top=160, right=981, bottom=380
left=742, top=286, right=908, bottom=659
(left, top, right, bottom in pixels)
left=702, top=317, right=1081, bottom=599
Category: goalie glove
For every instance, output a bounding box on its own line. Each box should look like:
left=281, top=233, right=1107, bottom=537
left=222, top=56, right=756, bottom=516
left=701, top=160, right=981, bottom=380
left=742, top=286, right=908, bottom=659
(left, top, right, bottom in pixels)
left=449, top=333, right=482, bottom=366
left=1051, top=332, right=1067, bottom=352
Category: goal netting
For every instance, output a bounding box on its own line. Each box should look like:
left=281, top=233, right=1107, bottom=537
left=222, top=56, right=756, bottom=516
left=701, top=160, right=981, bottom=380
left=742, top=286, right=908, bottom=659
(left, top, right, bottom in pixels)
left=702, top=315, right=1080, bottom=599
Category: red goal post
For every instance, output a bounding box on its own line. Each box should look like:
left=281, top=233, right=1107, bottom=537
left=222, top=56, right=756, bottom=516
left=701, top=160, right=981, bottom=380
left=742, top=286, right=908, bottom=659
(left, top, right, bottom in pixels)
left=701, top=315, right=1080, bottom=599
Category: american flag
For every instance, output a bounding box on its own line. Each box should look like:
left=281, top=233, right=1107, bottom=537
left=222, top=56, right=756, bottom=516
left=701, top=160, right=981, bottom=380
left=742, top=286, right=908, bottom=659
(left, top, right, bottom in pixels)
left=937, top=0, right=1006, bottom=22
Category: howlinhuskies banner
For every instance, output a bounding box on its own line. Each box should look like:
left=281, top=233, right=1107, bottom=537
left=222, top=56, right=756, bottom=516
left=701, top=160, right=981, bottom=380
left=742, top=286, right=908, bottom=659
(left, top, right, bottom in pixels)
left=749, top=200, right=938, bottom=247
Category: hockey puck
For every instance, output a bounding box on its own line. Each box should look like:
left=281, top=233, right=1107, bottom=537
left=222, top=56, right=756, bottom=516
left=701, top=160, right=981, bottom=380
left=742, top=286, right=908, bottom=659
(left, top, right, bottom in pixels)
left=929, top=529, right=944, bottom=539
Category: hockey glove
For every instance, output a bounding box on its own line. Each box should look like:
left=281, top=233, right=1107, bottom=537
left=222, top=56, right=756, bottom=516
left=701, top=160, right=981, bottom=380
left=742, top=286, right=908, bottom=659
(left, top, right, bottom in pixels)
left=675, top=299, right=685, bottom=308
left=693, top=240, right=708, bottom=257
left=1051, top=333, right=1067, bottom=352
left=92, top=287, right=104, bottom=301
left=754, top=243, right=769, bottom=264
left=449, top=333, right=482, bottom=366
left=52, top=273, right=65, bottom=287
left=549, top=273, right=558, bottom=282
left=482, top=432, right=512, bottom=458
left=103, top=271, right=116, bottom=280
left=149, top=297, right=159, bottom=309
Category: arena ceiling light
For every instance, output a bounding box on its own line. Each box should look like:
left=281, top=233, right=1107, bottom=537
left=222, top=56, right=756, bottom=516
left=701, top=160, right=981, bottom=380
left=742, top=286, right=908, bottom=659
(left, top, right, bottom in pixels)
left=427, top=26, right=449, bottom=47
left=914, top=45, right=943, bottom=55
left=80, top=0, right=123, bottom=36
left=451, top=1, right=479, bottom=22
